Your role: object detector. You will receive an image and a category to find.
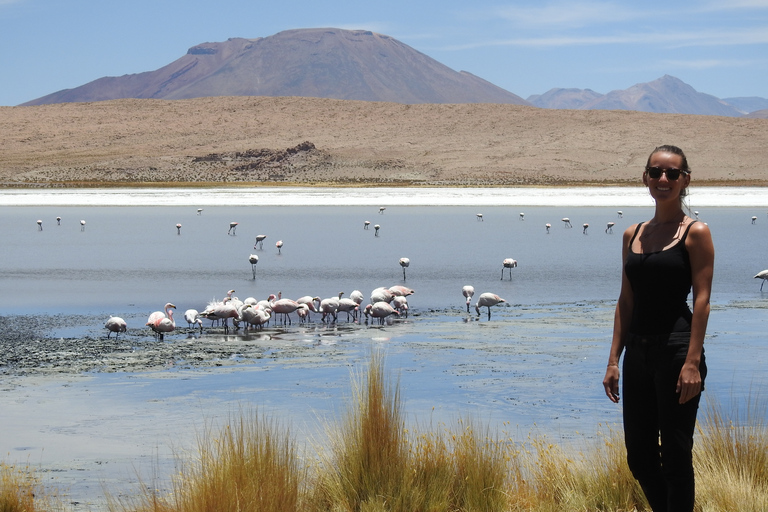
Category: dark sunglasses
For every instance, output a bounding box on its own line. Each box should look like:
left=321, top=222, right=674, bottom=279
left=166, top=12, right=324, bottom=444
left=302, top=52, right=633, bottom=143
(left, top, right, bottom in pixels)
left=645, top=166, right=688, bottom=180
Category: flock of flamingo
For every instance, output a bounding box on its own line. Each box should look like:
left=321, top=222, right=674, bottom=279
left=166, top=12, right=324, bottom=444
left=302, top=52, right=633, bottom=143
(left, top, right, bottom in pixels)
left=103, top=284, right=508, bottom=341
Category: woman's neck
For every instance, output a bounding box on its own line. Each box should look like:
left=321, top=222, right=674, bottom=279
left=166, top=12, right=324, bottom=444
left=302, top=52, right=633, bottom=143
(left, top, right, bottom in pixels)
left=651, top=203, right=686, bottom=225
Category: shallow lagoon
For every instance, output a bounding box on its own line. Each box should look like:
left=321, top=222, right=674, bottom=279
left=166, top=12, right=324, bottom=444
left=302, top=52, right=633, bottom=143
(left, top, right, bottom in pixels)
left=2, top=188, right=768, bottom=509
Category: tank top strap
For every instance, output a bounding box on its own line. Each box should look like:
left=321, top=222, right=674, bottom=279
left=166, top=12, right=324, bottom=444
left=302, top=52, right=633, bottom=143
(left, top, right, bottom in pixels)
left=629, top=222, right=644, bottom=246
left=680, top=220, right=699, bottom=243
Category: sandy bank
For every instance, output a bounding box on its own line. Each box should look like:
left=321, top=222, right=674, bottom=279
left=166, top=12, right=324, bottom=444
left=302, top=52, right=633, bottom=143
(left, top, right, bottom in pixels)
left=1, top=97, right=766, bottom=187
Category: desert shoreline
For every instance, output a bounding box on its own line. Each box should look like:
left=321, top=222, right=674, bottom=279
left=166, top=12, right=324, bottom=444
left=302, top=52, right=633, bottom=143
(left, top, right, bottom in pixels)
left=1, top=97, right=766, bottom=188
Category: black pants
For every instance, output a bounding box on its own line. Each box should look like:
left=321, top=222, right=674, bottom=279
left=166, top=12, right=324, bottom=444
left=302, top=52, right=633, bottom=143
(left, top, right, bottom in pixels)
left=622, top=333, right=706, bottom=512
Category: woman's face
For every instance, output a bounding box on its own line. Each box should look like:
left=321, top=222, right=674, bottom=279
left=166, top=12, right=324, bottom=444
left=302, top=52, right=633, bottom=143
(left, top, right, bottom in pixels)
left=643, top=151, right=689, bottom=203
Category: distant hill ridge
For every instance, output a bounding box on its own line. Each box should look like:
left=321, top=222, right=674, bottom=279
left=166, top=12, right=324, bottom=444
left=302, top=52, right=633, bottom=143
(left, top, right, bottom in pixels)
left=527, top=75, right=764, bottom=116
left=21, top=28, right=766, bottom=117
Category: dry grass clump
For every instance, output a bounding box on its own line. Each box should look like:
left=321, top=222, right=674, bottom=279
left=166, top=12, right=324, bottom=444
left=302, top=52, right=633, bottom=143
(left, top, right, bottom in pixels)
left=308, top=353, right=512, bottom=512
left=110, top=410, right=303, bottom=512
left=0, top=462, right=65, bottom=512
left=694, top=395, right=768, bottom=511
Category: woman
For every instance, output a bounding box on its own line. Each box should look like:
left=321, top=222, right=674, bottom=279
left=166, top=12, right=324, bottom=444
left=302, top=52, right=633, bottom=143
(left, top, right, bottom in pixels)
left=603, top=145, right=714, bottom=512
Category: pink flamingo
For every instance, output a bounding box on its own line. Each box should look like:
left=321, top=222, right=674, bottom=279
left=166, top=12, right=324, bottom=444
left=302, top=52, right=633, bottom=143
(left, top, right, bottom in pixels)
left=399, top=257, right=410, bottom=280
left=254, top=234, right=267, bottom=249
left=176, top=223, right=182, bottom=235
left=338, top=293, right=359, bottom=321
left=297, top=296, right=320, bottom=321
left=371, top=287, right=394, bottom=304
left=475, top=293, right=506, bottom=320
left=240, top=304, right=271, bottom=330
left=502, top=258, right=518, bottom=280
left=228, top=221, right=238, bottom=235
left=350, top=290, right=364, bottom=307
left=276, top=240, right=283, bottom=254
left=319, top=296, right=340, bottom=323
left=105, top=316, right=127, bottom=339
left=37, top=219, right=43, bottom=230
left=364, top=302, right=399, bottom=324
left=393, top=296, right=409, bottom=318
left=462, top=285, right=475, bottom=313
left=184, top=309, right=203, bottom=332
left=389, top=285, right=414, bottom=297
left=146, top=303, right=176, bottom=339
left=249, top=254, right=259, bottom=279
left=296, top=303, right=310, bottom=323
left=271, top=295, right=301, bottom=325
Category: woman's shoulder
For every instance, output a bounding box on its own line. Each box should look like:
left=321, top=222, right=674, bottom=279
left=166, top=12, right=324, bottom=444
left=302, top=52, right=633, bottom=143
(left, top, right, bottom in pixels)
left=685, top=219, right=714, bottom=249
left=622, top=222, right=643, bottom=238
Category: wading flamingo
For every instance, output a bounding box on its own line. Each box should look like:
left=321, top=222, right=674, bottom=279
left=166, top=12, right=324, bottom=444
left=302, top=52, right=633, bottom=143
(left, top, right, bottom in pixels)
left=374, top=224, right=380, bottom=236
left=276, top=240, right=283, bottom=254
left=393, top=296, right=409, bottom=318
left=502, top=258, right=518, bottom=280
left=146, top=303, right=176, bottom=340
left=80, top=220, right=86, bottom=231
left=176, top=223, right=182, bottom=235
left=319, top=296, right=340, bottom=323
left=475, top=293, right=505, bottom=321
left=364, top=221, right=370, bottom=229
left=562, top=218, right=572, bottom=228
left=462, top=285, right=475, bottom=313
left=255, top=234, right=267, bottom=249
left=105, top=316, right=127, bottom=339
left=184, top=309, right=203, bottom=332
left=249, top=254, right=259, bottom=279
left=399, top=257, right=410, bottom=280
left=271, top=295, right=301, bottom=325
left=371, top=287, right=395, bottom=304
left=583, top=223, right=589, bottom=234
left=228, top=222, right=238, bottom=235
left=389, top=285, right=414, bottom=297
left=755, top=270, right=768, bottom=291
left=297, top=296, right=320, bottom=321
left=365, top=302, right=399, bottom=324
left=606, top=222, right=615, bottom=234
left=37, top=220, right=43, bottom=230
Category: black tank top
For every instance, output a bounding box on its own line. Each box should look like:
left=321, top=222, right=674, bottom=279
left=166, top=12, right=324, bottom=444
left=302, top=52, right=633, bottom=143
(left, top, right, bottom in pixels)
left=624, top=221, right=697, bottom=335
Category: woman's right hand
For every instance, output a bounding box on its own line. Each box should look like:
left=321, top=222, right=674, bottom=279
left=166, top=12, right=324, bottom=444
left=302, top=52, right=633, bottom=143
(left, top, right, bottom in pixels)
left=603, top=365, right=620, bottom=403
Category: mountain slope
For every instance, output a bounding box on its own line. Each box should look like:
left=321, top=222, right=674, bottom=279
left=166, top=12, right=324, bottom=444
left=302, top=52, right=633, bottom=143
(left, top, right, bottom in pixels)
left=22, top=28, right=528, bottom=106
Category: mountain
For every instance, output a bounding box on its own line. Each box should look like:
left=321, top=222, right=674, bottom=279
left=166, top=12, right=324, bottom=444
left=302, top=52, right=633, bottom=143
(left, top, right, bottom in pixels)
left=722, top=97, right=768, bottom=114
left=744, top=109, right=768, bottom=119
left=527, top=88, right=603, bottom=110
left=22, top=28, right=529, bottom=106
left=528, top=75, right=748, bottom=117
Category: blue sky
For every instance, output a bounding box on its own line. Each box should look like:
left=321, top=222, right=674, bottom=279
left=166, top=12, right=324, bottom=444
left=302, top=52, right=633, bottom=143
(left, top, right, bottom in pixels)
left=1, top=0, right=766, bottom=106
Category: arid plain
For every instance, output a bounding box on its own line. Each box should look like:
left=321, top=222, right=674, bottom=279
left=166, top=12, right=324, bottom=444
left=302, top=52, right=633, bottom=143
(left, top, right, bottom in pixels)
left=1, top=96, right=766, bottom=187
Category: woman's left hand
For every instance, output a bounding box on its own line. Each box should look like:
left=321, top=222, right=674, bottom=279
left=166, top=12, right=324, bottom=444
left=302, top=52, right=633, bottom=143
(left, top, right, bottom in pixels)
left=676, top=363, right=702, bottom=404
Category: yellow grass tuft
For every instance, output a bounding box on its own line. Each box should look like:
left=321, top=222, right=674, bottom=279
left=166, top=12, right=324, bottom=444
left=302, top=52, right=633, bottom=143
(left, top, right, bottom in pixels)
left=694, top=395, right=768, bottom=511
left=109, top=409, right=303, bottom=512
left=0, top=461, right=65, bottom=512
